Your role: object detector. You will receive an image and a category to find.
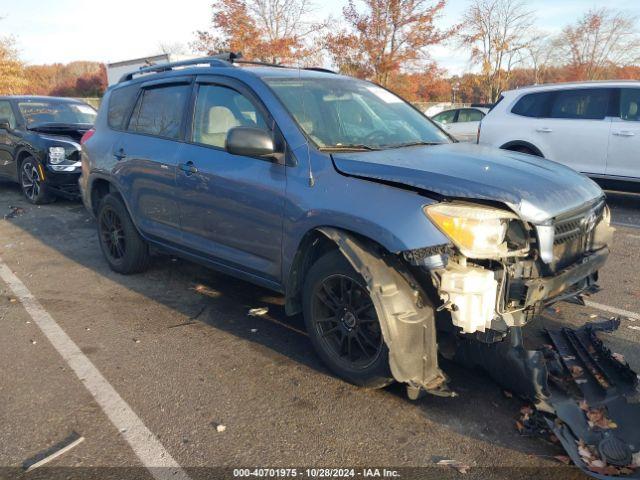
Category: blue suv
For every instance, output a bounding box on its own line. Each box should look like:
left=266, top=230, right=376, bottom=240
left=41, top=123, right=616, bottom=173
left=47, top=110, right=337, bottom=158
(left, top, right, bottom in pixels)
left=80, top=55, right=613, bottom=398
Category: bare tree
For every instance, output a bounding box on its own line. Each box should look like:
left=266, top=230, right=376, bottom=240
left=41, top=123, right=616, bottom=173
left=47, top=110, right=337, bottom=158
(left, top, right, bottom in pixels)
left=158, top=42, right=189, bottom=56
left=459, top=0, right=537, bottom=102
left=552, top=8, right=640, bottom=80
left=525, top=34, right=554, bottom=85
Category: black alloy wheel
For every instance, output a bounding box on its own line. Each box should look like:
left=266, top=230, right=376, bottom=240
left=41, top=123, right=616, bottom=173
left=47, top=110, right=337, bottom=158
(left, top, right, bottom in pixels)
left=20, top=158, right=54, bottom=204
left=312, top=274, right=384, bottom=369
left=96, top=193, right=150, bottom=274
left=99, top=205, right=126, bottom=261
left=303, top=250, right=392, bottom=388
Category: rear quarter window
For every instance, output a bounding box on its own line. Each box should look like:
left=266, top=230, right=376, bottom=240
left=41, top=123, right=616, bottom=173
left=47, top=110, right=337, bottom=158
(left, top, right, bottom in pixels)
left=128, top=84, right=191, bottom=140
left=549, top=88, right=610, bottom=120
left=107, top=85, right=140, bottom=130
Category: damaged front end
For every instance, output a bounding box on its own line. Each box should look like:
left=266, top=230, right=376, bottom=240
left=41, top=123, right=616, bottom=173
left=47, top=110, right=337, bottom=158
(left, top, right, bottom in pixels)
left=320, top=195, right=636, bottom=478
left=414, top=198, right=614, bottom=340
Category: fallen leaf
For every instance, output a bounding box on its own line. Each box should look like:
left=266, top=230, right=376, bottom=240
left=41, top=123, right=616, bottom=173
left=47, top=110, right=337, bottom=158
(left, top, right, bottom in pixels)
left=520, top=406, right=534, bottom=416
left=515, top=420, right=524, bottom=433
left=586, top=407, right=616, bottom=429
left=570, top=365, right=584, bottom=378
left=613, top=352, right=626, bottom=364
left=579, top=445, right=594, bottom=461
left=554, top=455, right=571, bottom=465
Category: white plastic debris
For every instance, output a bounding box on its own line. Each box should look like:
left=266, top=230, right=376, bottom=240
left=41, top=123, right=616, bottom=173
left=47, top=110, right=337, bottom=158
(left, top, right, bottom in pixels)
left=216, top=424, right=226, bottom=433
left=436, top=459, right=470, bottom=474
left=248, top=307, right=269, bottom=317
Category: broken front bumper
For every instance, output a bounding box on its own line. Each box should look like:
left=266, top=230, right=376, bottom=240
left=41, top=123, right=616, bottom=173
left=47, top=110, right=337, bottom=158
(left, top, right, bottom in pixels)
left=525, top=247, right=609, bottom=306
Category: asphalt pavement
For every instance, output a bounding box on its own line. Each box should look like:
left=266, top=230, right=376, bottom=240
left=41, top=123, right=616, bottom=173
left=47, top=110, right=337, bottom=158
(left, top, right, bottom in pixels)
left=0, top=181, right=638, bottom=480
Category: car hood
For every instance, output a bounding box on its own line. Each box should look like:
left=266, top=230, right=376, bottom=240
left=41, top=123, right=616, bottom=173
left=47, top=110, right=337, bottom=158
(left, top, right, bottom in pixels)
left=331, top=142, right=604, bottom=224
left=28, top=123, right=91, bottom=143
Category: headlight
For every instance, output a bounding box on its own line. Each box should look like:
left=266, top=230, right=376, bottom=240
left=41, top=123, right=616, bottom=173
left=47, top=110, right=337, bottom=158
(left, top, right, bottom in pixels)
left=48, top=147, right=66, bottom=164
left=425, top=203, right=523, bottom=258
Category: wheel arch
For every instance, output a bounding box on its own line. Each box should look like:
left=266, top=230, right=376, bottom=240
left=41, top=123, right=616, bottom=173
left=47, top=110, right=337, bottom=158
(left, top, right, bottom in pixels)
left=14, top=148, right=37, bottom=180
left=500, top=140, right=544, bottom=157
left=294, top=226, right=447, bottom=395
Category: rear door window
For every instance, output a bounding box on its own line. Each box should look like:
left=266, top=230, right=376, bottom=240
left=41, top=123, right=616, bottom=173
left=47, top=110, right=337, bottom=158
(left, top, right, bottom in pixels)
left=457, top=109, right=484, bottom=122
left=433, top=110, right=457, bottom=124
left=128, top=84, right=191, bottom=139
left=619, top=88, right=640, bottom=121
left=511, top=92, right=553, bottom=117
left=107, top=85, right=139, bottom=130
left=549, top=89, right=610, bottom=120
left=0, top=100, right=16, bottom=128
left=192, top=84, right=268, bottom=149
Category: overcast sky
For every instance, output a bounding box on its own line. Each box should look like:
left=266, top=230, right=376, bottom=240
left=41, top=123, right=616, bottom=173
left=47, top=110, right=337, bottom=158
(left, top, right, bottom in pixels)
left=2, top=0, right=639, bottom=75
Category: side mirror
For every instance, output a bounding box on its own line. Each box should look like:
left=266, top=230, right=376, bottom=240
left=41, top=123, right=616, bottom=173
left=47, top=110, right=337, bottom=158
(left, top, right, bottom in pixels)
left=226, top=127, right=279, bottom=160
left=0, top=119, right=11, bottom=130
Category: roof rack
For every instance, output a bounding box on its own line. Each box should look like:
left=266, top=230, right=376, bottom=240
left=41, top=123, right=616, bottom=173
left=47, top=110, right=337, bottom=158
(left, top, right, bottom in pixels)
left=118, top=52, right=336, bottom=83
left=118, top=52, right=242, bottom=83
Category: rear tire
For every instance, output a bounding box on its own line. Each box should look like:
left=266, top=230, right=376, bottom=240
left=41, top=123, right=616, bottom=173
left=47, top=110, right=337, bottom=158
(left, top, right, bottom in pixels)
left=303, top=250, right=393, bottom=389
left=19, top=157, right=56, bottom=204
left=97, top=193, right=150, bottom=274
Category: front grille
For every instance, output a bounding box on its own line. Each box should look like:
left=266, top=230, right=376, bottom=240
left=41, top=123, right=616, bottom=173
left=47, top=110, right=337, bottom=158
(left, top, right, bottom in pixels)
left=554, top=217, right=584, bottom=245
left=550, top=202, right=604, bottom=271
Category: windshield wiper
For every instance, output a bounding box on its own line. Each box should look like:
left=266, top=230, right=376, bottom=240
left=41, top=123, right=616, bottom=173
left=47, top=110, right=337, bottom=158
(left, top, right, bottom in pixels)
left=383, top=141, right=443, bottom=149
left=318, top=144, right=381, bottom=151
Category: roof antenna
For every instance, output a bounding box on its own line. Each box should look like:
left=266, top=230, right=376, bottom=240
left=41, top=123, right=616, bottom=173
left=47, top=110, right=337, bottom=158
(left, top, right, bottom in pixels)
left=298, top=65, right=315, bottom=187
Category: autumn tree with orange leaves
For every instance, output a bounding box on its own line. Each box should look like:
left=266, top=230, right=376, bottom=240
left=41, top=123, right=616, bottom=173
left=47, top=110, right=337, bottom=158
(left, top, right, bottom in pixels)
left=551, top=8, right=640, bottom=81
left=191, top=0, right=324, bottom=65
left=325, top=0, right=453, bottom=89
left=0, top=33, right=29, bottom=95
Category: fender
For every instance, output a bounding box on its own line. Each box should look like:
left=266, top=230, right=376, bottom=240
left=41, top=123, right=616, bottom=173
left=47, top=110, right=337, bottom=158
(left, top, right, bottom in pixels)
left=317, top=227, right=450, bottom=397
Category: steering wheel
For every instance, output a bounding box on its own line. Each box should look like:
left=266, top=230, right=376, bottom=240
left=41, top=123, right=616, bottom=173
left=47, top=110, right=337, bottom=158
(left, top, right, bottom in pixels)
left=363, top=130, right=388, bottom=145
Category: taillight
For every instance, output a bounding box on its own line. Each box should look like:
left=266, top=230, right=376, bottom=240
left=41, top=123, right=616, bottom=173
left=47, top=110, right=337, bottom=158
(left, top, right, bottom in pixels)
left=81, top=128, right=96, bottom=145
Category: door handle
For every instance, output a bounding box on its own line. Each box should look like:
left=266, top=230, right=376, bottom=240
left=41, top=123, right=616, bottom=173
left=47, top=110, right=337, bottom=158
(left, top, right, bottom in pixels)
left=179, top=161, right=198, bottom=175
left=536, top=127, right=553, bottom=133
left=114, top=148, right=127, bottom=160
left=613, top=131, right=635, bottom=137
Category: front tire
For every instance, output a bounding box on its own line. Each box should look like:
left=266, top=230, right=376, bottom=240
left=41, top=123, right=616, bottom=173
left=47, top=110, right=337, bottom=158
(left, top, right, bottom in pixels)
left=303, top=250, right=393, bottom=388
left=20, top=157, right=55, bottom=204
left=97, top=193, right=150, bottom=274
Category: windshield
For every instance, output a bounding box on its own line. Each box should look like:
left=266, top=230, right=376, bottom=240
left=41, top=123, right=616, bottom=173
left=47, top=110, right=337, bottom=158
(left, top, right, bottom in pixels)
left=18, top=100, right=97, bottom=127
left=265, top=77, right=450, bottom=150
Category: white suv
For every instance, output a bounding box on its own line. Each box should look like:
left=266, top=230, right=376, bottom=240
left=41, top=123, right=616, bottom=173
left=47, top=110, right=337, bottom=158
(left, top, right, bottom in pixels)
left=479, top=81, right=640, bottom=190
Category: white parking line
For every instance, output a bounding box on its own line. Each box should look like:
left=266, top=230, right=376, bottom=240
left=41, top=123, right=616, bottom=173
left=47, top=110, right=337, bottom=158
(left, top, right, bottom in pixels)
left=583, top=300, right=640, bottom=321
left=613, top=221, right=640, bottom=230
left=0, top=259, right=191, bottom=480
